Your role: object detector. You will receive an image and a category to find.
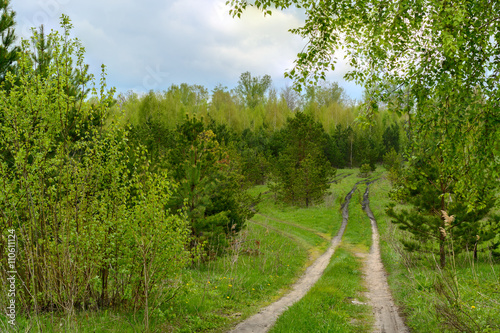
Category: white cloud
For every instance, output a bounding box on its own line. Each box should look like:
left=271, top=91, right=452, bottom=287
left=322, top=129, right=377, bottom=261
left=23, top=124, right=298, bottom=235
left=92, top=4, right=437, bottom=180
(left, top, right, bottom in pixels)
left=12, top=0, right=363, bottom=99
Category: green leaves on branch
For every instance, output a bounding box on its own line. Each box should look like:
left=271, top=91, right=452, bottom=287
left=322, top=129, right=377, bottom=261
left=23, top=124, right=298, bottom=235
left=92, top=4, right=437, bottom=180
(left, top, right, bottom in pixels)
left=0, top=17, right=191, bottom=316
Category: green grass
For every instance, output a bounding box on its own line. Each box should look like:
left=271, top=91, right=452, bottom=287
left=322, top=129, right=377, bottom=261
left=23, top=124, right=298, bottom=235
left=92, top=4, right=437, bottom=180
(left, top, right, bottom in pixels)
left=369, top=176, right=500, bottom=333
left=251, top=214, right=328, bottom=253
left=269, top=248, right=371, bottom=333
left=269, top=171, right=374, bottom=332
left=3, top=168, right=384, bottom=332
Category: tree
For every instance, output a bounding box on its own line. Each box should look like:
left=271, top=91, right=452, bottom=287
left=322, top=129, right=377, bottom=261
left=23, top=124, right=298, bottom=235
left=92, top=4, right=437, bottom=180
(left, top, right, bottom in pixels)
left=0, top=0, right=18, bottom=82
left=382, top=123, right=400, bottom=153
left=235, top=71, right=272, bottom=109
left=0, top=16, right=191, bottom=320
left=273, top=112, right=334, bottom=207
left=387, top=139, right=496, bottom=267
left=280, top=85, right=301, bottom=111
left=228, top=0, right=500, bottom=268
left=167, top=116, right=254, bottom=252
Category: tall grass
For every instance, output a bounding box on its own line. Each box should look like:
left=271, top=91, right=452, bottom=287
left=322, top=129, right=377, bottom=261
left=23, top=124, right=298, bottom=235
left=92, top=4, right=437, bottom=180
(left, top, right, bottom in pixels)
left=369, top=176, right=500, bottom=333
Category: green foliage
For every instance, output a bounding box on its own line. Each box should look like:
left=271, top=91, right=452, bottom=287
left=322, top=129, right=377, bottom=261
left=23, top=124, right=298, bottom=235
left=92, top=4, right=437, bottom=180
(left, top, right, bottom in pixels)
left=382, top=148, right=402, bottom=184
left=273, top=112, right=334, bottom=207
left=358, top=164, right=371, bottom=178
left=238, top=128, right=271, bottom=185
left=387, top=141, right=496, bottom=267
left=168, top=116, right=254, bottom=252
left=382, top=123, right=400, bottom=153
left=0, top=17, right=190, bottom=321
left=0, top=0, right=18, bottom=82
left=235, top=71, right=272, bottom=109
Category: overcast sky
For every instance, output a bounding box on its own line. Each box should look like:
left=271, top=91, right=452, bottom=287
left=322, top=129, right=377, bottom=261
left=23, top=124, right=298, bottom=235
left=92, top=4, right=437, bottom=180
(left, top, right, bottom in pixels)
left=13, top=0, right=363, bottom=100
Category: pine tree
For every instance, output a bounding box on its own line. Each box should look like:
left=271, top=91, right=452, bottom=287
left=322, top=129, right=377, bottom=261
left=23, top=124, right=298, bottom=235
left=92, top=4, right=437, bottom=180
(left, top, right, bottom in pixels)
left=0, top=0, right=19, bottom=82
left=274, top=112, right=334, bottom=207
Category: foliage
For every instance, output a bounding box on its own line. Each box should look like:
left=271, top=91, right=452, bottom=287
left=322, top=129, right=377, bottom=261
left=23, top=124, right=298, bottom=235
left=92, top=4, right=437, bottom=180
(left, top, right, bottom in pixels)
left=382, top=148, right=402, bottom=184
left=358, top=164, right=371, bottom=178
left=382, top=123, right=400, bottom=153
left=167, top=116, right=254, bottom=252
left=273, top=112, right=334, bottom=207
left=0, top=17, right=191, bottom=322
left=0, top=0, right=18, bottom=82
left=235, top=71, right=272, bottom=109
left=387, top=140, right=496, bottom=267
left=238, top=127, right=271, bottom=185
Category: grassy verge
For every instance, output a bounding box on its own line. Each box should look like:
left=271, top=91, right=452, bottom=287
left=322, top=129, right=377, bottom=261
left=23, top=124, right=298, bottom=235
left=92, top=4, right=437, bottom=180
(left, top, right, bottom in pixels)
left=369, top=176, right=500, bottom=333
left=3, top=169, right=379, bottom=332
left=269, top=171, right=374, bottom=332
left=3, top=221, right=309, bottom=333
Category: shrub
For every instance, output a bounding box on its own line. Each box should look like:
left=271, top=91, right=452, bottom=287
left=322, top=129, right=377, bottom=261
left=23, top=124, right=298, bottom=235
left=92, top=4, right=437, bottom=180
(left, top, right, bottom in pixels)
left=0, top=17, right=190, bottom=321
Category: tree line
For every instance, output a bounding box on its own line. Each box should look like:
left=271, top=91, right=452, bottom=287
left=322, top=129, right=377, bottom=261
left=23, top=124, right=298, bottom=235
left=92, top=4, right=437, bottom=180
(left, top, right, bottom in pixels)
left=0, top=5, right=403, bottom=324
left=0, top=4, right=404, bottom=321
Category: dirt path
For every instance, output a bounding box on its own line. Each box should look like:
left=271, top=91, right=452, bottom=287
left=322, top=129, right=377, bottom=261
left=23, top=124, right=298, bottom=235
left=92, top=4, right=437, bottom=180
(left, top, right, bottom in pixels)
left=361, top=184, right=409, bottom=333
left=228, top=184, right=360, bottom=333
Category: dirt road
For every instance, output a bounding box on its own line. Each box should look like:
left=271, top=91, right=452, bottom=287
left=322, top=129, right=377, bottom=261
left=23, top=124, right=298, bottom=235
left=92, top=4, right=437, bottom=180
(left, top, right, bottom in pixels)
left=228, top=184, right=360, bottom=333
left=229, top=181, right=408, bottom=333
left=362, top=184, right=409, bottom=333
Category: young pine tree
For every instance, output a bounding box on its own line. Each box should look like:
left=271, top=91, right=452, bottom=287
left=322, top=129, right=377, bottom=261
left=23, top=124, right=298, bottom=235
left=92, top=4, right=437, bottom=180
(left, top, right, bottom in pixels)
left=0, top=0, right=19, bottom=82
left=273, top=112, right=334, bottom=207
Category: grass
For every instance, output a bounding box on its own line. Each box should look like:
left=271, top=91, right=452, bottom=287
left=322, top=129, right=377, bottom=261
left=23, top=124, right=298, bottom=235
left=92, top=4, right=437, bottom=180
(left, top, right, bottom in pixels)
left=4, top=170, right=352, bottom=332
left=369, top=175, right=500, bottom=333
left=269, top=170, right=374, bottom=332
left=269, top=248, right=371, bottom=333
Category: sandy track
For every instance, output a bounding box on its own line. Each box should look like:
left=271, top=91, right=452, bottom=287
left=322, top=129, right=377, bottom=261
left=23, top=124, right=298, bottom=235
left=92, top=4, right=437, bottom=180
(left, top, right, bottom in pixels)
left=228, top=184, right=360, bottom=333
left=362, top=184, right=409, bottom=333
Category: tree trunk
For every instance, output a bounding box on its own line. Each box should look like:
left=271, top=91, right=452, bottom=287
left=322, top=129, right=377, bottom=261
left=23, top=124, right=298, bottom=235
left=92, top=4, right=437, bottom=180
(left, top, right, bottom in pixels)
left=439, top=239, right=446, bottom=268
left=100, top=267, right=109, bottom=307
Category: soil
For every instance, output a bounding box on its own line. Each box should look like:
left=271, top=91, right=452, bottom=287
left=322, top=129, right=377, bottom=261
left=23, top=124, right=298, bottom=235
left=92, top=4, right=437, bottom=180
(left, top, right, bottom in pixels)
left=362, top=184, right=409, bottom=333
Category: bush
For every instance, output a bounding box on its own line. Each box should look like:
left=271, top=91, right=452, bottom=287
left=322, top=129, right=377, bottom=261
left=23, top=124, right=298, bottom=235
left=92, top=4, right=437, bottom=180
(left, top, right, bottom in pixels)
left=0, top=17, right=191, bottom=320
left=359, top=163, right=371, bottom=178
left=382, top=148, right=402, bottom=183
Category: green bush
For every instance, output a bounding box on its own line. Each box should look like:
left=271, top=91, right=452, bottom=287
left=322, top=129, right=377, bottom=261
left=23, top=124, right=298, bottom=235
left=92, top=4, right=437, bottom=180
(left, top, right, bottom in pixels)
left=358, top=163, right=371, bottom=178
left=0, top=17, right=191, bottom=321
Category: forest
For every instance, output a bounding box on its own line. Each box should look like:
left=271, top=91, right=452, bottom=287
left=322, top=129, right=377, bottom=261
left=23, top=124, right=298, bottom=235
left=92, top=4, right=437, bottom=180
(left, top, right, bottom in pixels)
left=0, top=1, right=499, bottom=332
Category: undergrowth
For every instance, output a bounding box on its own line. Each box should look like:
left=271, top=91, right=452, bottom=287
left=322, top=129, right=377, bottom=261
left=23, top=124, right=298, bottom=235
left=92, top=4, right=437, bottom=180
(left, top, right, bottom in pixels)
left=370, top=176, right=500, bottom=333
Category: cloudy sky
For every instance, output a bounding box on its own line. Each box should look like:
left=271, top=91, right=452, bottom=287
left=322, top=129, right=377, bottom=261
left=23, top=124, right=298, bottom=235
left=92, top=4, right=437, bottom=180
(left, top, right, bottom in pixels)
left=13, top=0, right=363, bottom=99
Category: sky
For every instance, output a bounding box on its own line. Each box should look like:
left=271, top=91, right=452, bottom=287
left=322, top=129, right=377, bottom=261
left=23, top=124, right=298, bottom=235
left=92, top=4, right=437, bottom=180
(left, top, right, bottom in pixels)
left=13, top=0, right=364, bottom=100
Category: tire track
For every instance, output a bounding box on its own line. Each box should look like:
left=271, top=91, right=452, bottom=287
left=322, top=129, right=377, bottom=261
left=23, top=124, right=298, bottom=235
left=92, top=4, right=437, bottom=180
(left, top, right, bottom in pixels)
left=361, top=183, right=409, bottom=333
left=228, top=182, right=361, bottom=333
left=247, top=220, right=309, bottom=249
left=254, top=212, right=330, bottom=240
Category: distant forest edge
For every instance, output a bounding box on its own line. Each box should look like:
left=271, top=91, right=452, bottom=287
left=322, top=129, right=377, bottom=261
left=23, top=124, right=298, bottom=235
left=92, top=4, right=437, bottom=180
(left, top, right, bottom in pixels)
left=109, top=73, right=403, bottom=172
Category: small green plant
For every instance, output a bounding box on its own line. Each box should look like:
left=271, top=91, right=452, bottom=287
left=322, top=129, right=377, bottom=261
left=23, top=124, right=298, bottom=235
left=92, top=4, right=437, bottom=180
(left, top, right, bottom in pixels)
left=382, top=148, right=402, bottom=184
left=359, top=163, right=371, bottom=178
